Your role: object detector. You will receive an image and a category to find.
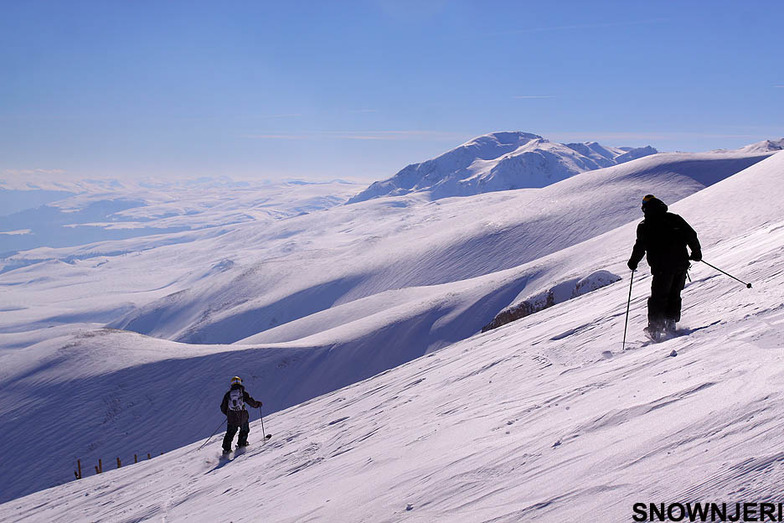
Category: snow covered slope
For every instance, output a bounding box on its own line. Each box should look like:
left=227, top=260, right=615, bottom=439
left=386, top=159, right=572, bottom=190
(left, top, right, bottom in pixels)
left=0, top=144, right=777, bottom=505
left=0, top=148, right=778, bottom=506
left=347, top=131, right=658, bottom=202
left=0, top=149, right=773, bottom=505
left=2, top=152, right=783, bottom=521
left=108, top=150, right=769, bottom=346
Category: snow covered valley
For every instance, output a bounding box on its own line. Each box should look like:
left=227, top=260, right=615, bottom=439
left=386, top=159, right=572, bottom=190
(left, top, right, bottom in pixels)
left=1, top=143, right=784, bottom=521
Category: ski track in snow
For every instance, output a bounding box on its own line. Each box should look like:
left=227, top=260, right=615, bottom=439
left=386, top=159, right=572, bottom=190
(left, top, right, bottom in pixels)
left=1, top=151, right=784, bottom=521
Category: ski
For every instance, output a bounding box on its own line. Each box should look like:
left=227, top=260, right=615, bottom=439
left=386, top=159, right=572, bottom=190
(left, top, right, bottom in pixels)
left=643, top=327, right=663, bottom=343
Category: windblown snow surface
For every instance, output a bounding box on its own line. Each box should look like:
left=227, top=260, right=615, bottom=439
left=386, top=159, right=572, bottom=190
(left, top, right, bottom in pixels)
left=1, top=148, right=784, bottom=521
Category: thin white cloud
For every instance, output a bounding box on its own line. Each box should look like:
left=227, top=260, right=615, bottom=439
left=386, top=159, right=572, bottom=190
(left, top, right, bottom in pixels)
left=4, top=168, right=67, bottom=176
left=244, top=134, right=311, bottom=140
left=244, top=130, right=466, bottom=142
left=328, top=131, right=464, bottom=141
left=258, top=113, right=303, bottom=119
left=545, top=131, right=769, bottom=143
left=497, top=18, right=669, bottom=36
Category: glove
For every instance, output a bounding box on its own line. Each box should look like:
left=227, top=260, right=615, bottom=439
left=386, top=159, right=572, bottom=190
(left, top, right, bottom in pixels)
left=627, top=259, right=638, bottom=271
left=689, top=250, right=702, bottom=262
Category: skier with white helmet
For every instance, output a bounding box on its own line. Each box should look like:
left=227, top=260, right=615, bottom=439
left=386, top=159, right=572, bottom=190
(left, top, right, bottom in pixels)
left=220, top=376, right=262, bottom=454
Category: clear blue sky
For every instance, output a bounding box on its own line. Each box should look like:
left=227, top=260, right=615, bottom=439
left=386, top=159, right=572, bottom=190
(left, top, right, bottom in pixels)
left=2, top=0, right=782, bottom=181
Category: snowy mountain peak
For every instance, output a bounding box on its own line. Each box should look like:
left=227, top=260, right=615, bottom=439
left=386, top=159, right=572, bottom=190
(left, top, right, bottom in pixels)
left=348, top=131, right=658, bottom=203
left=464, top=131, right=543, bottom=149
left=737, top=138, right=784, bottom=154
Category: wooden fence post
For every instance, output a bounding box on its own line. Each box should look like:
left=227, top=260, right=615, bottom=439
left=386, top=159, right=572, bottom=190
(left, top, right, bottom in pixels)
left=76, top=451, right=160, bottom=481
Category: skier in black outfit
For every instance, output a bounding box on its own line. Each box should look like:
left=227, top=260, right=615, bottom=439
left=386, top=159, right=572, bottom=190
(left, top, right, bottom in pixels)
left=627, top=194, right=702, bottom=341
left=220, top=376, right=262, bottom=453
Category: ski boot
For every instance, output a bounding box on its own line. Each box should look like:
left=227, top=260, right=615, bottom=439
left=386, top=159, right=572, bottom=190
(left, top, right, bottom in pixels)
left=643, top=324, right=663, bottom=342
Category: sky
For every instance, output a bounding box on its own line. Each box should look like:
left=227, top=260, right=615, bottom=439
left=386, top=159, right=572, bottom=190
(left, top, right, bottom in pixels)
left=1, top=0, right=783, bottom=182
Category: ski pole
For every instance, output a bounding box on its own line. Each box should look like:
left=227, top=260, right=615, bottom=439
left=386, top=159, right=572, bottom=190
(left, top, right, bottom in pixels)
left=700, top=260, right=752, bottom=289
left=259, top=406, right=272, bottom=441
left=622, top=270, right=634, bottom=350
left=198, top=418, right=226, bottom=451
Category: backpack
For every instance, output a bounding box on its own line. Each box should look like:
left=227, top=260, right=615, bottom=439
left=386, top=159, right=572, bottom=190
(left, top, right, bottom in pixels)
left=228, top=388, right=245, bottom=411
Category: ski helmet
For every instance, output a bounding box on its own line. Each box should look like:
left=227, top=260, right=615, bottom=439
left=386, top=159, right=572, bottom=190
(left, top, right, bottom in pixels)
left=641, top=194, right=667, bottom=214
left=230, top=376, right=242, bottom=386
left=642, top=194, right=656, bottom=205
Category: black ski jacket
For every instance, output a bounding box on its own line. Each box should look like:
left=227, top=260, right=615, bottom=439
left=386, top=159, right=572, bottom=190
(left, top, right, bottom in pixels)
left=220, top=384, right=262, bottom=426
left=629, top=199, right=701, bottom=273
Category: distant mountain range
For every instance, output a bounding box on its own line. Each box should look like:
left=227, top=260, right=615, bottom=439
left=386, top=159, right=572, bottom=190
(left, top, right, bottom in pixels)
left=349, top=132, right=784, bottom=203
left=348, top=131, right=658, bottom=202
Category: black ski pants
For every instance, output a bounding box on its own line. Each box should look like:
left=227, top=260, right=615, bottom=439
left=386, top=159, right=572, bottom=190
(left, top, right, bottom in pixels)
left=647, top=269, right=688, bottom=328
left=223, top=420, right=250, bottom=450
